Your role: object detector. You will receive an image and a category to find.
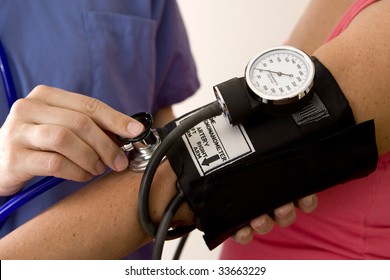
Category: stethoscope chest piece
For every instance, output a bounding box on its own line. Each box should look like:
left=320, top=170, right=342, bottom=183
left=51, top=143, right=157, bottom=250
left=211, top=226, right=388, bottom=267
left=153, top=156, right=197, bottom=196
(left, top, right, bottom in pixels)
left=117, top=112, right=163, bottom=172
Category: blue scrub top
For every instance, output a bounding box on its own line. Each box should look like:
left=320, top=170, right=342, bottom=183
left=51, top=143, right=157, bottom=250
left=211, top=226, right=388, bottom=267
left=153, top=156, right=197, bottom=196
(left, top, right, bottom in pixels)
left=0, top=0, right=199, bottom=259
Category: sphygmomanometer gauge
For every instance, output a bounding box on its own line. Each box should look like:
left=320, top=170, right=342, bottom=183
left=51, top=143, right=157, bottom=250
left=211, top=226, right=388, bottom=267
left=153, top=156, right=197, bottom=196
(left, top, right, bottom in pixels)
left=245, top=46, right=315, bottom=106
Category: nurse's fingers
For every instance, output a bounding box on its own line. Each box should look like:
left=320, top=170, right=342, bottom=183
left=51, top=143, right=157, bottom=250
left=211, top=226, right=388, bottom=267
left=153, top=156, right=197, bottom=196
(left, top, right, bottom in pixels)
left=27, top=85, right=144, bottom=138
left=1, top=149, right=93, bottom=188
left=11, top=97, right=129, bottom=172
left=296, top=194, right=318, bottom=213
left=232, top=214, right=274, bottom=244
left=232, top=196, right=317, bottom=245
left=10, top=149, right=94, bottom=185
left=232, top=226, right=254, bottom=244
left=274, top=202, right=296, bottom=227
left=250, top=214, right=274, bottom=235
left=24, top=124, right=106, bottom=176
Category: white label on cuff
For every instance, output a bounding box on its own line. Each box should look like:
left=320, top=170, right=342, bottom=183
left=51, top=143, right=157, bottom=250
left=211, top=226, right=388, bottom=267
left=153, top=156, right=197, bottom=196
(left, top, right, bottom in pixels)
left=177, top=112, right=255, bottom=176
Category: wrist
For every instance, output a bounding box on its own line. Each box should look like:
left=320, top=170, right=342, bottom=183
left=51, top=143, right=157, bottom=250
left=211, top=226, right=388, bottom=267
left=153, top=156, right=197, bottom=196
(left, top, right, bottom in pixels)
left=148, top=161, right=195, bottom=228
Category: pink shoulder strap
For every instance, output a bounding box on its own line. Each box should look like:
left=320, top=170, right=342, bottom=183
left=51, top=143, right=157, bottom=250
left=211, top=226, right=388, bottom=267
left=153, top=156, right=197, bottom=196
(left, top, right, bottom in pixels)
left=326, top=0, right=377, bottom=42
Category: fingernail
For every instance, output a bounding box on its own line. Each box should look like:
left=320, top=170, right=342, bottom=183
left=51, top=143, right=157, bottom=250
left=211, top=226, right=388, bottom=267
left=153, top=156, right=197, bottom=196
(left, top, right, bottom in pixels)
left=275, top=205, right=293, bottom=217
left=127, top=121, right=144, bottom=137
left=113, top=150, right=129, bottom=171
left=253, top=216, right=267, bottom=230
left=95, top=160, right=106, bottom=175
left=240, top=227, right=252, bottom=241
left=301, top=195, right=314, bottom=207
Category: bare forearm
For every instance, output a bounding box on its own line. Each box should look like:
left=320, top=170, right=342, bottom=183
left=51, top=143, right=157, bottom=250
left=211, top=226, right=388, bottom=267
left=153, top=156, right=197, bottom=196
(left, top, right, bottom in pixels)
left=0, top=161, right=188, bottom=259
left=0, top=172, right=147, bottom=259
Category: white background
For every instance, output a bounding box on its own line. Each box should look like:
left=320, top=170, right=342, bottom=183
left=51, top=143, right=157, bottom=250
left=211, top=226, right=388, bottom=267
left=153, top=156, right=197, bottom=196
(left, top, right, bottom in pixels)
left=3, top=260, right=389, bottom=280
left=168, top=0, right=311, bottom=260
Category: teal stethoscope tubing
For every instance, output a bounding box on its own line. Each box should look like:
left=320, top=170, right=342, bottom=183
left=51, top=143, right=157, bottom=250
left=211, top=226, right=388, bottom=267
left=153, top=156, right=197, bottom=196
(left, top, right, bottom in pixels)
left=0, top=39, right=64, bottom=225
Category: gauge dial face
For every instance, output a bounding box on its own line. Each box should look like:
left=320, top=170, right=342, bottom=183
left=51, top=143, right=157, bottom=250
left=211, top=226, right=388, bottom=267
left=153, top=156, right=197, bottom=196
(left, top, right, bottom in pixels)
left=245, top=46, right=315, bottom=103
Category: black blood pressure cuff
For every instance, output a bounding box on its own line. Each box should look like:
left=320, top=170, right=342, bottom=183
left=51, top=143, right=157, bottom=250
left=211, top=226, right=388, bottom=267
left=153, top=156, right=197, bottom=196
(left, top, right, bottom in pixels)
left=160, top=57, right=378, bottom=250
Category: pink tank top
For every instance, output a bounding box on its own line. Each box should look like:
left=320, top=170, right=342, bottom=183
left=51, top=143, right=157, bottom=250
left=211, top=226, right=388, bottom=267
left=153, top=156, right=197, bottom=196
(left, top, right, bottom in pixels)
left=220, top=0, right=390, bottom=259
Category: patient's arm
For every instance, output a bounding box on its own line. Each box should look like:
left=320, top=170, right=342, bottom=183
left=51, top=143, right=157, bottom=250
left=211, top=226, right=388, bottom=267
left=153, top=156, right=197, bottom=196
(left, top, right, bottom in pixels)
left=0, top=160, right=193, bottom=260
left=312, top=1, right=390, bottom=155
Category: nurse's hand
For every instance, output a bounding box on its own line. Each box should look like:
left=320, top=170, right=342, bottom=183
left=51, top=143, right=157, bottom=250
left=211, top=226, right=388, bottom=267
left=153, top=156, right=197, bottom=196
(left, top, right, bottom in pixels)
left=0, top=85, right=144, bottom=196
left=232, top=194, right=318, bottom=244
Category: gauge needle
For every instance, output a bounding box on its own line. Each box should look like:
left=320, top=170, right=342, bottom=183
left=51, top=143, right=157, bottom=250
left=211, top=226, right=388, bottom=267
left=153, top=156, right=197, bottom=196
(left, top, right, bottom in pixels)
left=255, top=68, right=293, bottom=77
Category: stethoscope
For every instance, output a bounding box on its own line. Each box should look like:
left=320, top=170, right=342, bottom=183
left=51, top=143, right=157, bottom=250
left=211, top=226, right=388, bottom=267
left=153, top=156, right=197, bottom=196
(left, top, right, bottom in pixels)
left=0, top=39, right=64, bottom=227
